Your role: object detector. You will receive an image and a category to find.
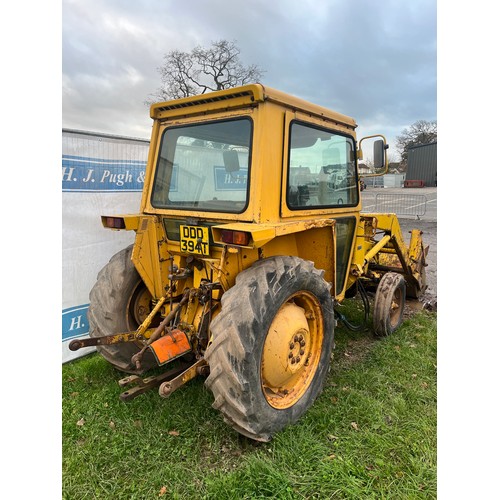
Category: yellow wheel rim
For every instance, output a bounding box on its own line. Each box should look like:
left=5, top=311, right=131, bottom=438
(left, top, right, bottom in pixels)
left=261, top=291, right=324, bottom=409
left=127, top=282, right=153, bottom=330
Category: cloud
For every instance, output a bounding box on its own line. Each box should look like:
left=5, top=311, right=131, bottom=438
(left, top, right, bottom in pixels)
left=62, top=0, right=437, bottom=150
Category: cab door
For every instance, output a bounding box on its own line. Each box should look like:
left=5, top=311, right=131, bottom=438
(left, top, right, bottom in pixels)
left=280, top=111, right=360, bottom=299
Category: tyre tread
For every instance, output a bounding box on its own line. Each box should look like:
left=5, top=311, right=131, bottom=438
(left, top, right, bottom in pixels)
left=205, top=255, right=334, bottom=441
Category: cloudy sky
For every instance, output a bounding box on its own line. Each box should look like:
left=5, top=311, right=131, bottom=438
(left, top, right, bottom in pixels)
left=62, top=0, right=437, bottom=159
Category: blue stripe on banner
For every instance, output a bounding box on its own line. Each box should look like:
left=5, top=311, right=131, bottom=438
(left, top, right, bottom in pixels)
left=62, top=155, right=146, bottom=192
left=62, top=304, right=90, bottom=341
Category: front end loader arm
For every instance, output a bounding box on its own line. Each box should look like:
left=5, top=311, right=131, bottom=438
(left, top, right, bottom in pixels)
left=351, top=214, right=428, bottom=298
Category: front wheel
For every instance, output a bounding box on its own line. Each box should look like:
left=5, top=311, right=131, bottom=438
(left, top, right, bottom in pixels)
left=373, top=272, right=406, bottom=337
left=204, top=256, right=335, bottom=442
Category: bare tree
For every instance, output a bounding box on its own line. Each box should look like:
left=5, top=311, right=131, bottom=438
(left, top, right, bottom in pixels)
left=396, top=120, right=437, bottom=168
left=147, top=40, right=264, bottom=104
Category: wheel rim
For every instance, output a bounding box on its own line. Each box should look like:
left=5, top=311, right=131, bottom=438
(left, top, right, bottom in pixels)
left=126, top=281, right=156, bottom=331
left=261, top=291, right=324, bottom=409
left=389, top=287, right=403, bottom=328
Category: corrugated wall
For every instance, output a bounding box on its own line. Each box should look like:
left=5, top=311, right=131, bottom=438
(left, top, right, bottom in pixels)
left=406, top=142, right=437, bottom=186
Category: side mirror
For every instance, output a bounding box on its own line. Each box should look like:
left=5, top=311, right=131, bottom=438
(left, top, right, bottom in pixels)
left=373, top=139, right=386, bottom=170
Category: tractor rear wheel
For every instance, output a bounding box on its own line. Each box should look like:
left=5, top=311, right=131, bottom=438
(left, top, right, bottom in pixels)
left=204, top=256, right=335, bottom=442
left=373, top=272, right=406, bottom=337
left=88, top=245, right=158, bottom=374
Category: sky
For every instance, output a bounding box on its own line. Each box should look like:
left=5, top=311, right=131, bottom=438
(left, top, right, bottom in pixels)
left=62, top=0, right=437, bottom=160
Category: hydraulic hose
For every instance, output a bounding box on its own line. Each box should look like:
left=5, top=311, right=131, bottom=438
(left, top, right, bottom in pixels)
left=335, top=280, right=370, bottom=332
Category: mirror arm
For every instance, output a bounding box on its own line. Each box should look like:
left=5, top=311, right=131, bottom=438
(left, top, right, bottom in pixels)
left=357, top=134, right=389, bottom=178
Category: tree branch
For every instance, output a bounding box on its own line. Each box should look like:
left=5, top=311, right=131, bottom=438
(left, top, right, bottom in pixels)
left=147, top=39, right=265, bottom=102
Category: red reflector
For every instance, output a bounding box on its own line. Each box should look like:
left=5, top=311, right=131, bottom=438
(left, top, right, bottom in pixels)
left=104, top=216, right=126, bottom=229
left=220, top=229, right=250, bottom=246
left=233, top=231, right=250, bottom=246
left=220, top=229, right=234, bottom=244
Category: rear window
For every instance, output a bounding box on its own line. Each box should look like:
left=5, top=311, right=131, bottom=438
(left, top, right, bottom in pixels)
left=151, top=118, right=252, bottom=213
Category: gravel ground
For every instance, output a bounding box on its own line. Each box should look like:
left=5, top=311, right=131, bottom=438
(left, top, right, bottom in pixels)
left=398, top=217, right=437, bottom=309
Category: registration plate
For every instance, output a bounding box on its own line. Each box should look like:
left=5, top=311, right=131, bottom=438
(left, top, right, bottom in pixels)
left=179, top=225, right=210, bottom=255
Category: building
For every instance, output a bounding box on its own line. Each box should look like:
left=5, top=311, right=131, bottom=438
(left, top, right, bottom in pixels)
left=406, top=142, right=437, bottom=187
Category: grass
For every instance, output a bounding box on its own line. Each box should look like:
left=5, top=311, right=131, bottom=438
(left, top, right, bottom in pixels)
left=62, top=307, right=437, bottom=499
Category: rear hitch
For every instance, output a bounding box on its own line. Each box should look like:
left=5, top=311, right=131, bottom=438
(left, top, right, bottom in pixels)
left=68, top=329, right=155, bottom=351
left=131, top=290, right=190, bottom=370
left=69, top=294, right=168, bottom=352
left=158, top=358, right=208, bottom=398
left=118, top=361, right=192, bottom=401
left=118, top=358, right=208, bottom=401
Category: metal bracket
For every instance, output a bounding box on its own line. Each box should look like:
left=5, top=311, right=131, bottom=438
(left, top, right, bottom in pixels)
left=118, top=361, right=191, bottom=401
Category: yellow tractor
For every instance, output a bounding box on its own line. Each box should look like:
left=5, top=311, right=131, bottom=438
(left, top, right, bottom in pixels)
left=70, top=84, right=427, bottom=442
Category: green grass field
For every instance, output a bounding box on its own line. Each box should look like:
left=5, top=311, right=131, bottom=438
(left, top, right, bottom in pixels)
left=62, top=309, right=436, bottom=499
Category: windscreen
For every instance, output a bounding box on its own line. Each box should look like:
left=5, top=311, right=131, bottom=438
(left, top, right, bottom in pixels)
left=287, top=122, right=358, bottom=209
left=151, top=118, right=252, bottom=213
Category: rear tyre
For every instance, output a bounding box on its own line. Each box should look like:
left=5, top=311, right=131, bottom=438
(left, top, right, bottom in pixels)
left=373, top=272, right=406, bottom=337
left=88, top=245, right=157, bottom=374
left=204, top=256, right=335, bottom=442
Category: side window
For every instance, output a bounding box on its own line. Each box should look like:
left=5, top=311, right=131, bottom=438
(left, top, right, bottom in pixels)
left=287, top=122, right=358, bottom=209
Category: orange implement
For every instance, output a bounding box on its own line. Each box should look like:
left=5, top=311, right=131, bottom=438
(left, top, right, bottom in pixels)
left=148, top=329, right=192, bottom=366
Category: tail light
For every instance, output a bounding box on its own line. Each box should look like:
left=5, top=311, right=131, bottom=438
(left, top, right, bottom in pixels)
left=102, top=216, right=126, bottom=229
left=220, top=229, right=251, bottom=246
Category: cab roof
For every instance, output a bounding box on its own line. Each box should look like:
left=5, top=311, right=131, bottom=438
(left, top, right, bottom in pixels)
left=150, top=83, right=357, bottom=129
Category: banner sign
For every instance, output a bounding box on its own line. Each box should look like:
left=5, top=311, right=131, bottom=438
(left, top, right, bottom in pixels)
left=62, top=304, right=90, bottom=341
left=62, top=130, right=149, bottom=363
left=62, top=155, right=146, bottom=192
